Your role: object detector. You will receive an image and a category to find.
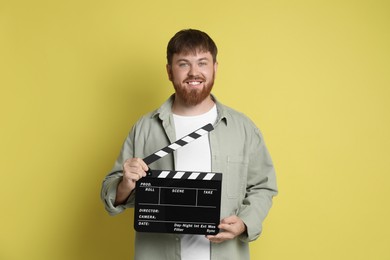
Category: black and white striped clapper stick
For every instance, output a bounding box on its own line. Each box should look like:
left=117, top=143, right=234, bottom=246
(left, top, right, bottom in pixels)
left=142, top=123, right=214, bottom=166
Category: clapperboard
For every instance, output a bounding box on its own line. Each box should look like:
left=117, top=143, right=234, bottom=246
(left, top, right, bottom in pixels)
left=134, top=124, right=222, bottom=235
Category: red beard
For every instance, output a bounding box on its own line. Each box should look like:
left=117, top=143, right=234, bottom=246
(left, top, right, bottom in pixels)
left=174, top=76, right=215, bottom=106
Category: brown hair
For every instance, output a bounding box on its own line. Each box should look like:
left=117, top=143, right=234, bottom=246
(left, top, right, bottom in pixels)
left=166, top=29, right=218, bottom=65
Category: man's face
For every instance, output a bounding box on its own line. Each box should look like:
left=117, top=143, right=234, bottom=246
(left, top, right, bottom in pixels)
left=167, top=51, right=217, bottom=106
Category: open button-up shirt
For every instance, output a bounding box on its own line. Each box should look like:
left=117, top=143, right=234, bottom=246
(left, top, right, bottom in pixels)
left=101, top=95, right=278, bottom=260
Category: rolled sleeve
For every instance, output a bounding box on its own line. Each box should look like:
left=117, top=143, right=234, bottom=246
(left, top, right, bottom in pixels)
left=101, top=175, right=136, bottom=216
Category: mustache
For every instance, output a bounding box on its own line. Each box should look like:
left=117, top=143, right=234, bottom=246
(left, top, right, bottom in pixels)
left=184, top=76, right=206, bottom=82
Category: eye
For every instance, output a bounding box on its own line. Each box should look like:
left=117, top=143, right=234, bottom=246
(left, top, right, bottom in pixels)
left=199, top=62, right=208, bottom=66
left=178, top=62, right=189, bottom=68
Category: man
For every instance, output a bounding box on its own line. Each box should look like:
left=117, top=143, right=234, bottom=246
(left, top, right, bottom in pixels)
left=101, top=29, right=278, bottom=260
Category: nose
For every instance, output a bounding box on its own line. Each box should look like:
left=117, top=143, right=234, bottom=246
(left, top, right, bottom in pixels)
left=188, top=64, right=200, bottom=77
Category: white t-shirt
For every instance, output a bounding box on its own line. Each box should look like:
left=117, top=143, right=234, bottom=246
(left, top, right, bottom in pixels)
left=173, top=105, right=217, bottom=260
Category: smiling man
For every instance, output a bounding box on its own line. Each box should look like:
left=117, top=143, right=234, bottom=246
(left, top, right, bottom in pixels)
left=101, top=29, right=278, bottom=260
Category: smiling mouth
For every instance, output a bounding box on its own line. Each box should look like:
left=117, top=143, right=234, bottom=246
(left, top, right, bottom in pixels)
left=187, top=81, right=202, bottom=86
left=185, top=78, right=204, bottom=86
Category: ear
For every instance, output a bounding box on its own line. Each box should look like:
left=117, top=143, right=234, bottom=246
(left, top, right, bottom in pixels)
left=214, top=62, right=218, bottom=76
left=166, top=64, right=173, bottom=81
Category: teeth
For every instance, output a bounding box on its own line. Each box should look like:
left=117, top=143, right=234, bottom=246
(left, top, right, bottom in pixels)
left=188, top=81, right=201, bottom=85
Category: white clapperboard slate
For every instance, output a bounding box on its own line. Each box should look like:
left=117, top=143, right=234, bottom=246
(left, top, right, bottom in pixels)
left=134, top=123, right=222, bottom=235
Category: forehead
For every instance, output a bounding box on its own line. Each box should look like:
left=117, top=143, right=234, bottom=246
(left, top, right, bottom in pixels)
left=172, top=50, right=213, bottom=61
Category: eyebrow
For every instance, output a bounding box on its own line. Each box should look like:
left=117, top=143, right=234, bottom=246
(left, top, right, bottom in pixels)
left=175, top=57, right=210, bottom=63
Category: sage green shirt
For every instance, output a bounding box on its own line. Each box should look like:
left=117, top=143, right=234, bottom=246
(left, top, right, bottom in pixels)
left=101, top=95, right=278, bottom=260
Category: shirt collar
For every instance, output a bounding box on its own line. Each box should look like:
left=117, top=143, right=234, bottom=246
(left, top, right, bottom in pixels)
left=151, top=94, right=228, bottom=125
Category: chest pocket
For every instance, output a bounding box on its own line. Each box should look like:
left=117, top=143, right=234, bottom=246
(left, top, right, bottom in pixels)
left=226, top=155, right=249, bottom=199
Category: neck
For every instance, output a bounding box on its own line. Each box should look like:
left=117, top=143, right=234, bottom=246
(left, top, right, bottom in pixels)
left=172, top=95, right=215, bottom=116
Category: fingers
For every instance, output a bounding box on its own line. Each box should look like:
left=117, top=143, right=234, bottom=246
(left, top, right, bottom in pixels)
left=122, top=158, right=149, bottom=183
left=207, top=231, right=234, bottom=243
left=206, top=215, right=246, bottom=243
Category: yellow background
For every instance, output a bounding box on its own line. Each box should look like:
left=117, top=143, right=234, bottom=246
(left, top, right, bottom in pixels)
left=1, top=0, right=389, bottom=259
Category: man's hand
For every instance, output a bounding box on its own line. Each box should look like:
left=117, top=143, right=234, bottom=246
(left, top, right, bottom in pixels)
left=206, top=215, right=247, bottom=243
left=114, top=158, right=148, bottom=206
